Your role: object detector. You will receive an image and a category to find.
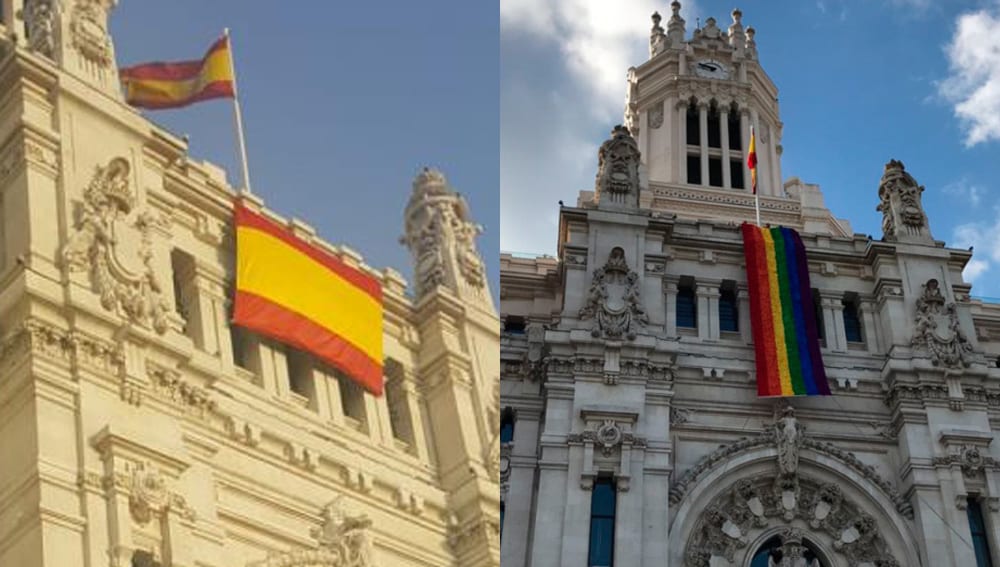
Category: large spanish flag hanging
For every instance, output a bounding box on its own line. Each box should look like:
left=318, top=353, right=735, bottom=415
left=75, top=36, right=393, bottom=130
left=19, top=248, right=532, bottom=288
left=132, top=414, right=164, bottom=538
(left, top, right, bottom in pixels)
left=233, top=201, right=384, bottom=396
left=741, top=223, right=831, bottom=397
left=120, top=36, right=235, bottom=109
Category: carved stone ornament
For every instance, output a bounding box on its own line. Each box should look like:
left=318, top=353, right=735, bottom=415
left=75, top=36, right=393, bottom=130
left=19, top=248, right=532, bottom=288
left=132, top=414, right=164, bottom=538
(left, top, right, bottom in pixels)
left=625, top=68, right=640, bottom=137
left=648, top=101, right=664, bottom=129
left=593, top=126, right=641, bottom=209
left=578, top=247, right=648, bottom=340
left=25, top=0, right=56, bottom=58
left=62, top=158, right=174, bottom=334
left=650, top=11, right=667, bottom=57
left=401, top=168, right=486, bottom=297
left=876, top=159, right=930, bottom=241
left=249, top=498, right=375, bottom=567
left=911, top=279, right=973, bottom=368
left=670, top=405, right=913, bottom=521
left=932, top=444, right=1000, bottom=477
left=70, top=0, right=114, bottom=66
left=129, top=464, right=170, bottom=524
left=684, top=475, right=900, bottom=567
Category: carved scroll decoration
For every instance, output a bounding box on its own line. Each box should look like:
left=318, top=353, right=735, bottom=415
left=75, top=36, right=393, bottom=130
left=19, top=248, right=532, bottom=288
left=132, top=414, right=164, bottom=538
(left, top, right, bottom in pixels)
left=911, top=279, right=973, bottom=368
left=578, top=247, right=648, bottom=340
left=62, top=157, right=173, bottom=334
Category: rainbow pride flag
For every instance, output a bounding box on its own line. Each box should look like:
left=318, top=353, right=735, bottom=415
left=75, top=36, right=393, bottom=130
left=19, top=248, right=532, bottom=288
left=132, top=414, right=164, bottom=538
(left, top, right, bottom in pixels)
left=741, top=223, right=831, bottom=397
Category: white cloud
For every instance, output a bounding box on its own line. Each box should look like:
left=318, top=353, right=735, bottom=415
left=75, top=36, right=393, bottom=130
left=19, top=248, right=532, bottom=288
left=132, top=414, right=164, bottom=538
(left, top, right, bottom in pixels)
left=941, top=177, right=983, bottom=207
left=951, top=213, right=1000, bottom=292
left=501, top=0, right=698, bottom=254
left=938, top=6, right=1000, bottom=146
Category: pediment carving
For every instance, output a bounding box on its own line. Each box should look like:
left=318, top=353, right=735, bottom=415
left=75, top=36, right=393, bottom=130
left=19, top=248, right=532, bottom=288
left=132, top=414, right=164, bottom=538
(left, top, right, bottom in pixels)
left=62, top=157, right=174, bottom=334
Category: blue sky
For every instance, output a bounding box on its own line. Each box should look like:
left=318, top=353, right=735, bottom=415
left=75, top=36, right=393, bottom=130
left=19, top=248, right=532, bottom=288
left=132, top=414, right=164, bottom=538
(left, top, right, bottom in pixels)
left=111, top=1, right=499, bottom=304
left=501, top=0, right=1000, bottom=300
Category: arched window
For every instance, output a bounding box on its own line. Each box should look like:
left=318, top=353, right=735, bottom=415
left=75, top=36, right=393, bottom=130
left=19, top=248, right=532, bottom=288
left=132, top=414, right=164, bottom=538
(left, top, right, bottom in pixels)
left=750, top=535, right=825, bottom=567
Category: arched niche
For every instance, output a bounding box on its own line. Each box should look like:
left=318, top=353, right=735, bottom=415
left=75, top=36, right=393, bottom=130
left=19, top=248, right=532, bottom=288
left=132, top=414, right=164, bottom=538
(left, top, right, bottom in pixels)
left=668, top=448, right=922, bottom=567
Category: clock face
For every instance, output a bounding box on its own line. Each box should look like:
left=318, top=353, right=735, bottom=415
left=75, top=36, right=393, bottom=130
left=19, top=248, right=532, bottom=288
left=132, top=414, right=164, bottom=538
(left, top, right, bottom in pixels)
left=694, top=59, right=729, bottom=80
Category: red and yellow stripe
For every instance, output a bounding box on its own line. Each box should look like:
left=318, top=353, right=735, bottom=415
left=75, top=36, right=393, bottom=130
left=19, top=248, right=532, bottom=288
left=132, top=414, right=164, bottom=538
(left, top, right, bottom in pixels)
left=747, top=126, right=758, bottom=194
left=233, top=202, right=384, bottom=396
left=120, top=36, right=235, bottom=109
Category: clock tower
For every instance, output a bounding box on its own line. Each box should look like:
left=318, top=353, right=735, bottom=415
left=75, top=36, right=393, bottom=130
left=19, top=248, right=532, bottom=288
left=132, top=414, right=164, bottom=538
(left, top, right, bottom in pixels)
left=622, top=3, right=847, bottom=234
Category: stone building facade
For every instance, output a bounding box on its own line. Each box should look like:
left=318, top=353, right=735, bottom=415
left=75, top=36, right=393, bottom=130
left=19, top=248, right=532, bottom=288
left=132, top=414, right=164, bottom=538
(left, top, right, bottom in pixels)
left=500, top=6, right=1000, bottom=567
left=0, top=3, right=500, bottom=566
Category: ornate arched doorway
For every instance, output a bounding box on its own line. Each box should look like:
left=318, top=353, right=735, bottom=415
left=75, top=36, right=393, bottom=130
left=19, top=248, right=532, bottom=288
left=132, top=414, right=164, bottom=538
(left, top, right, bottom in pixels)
left=668, top=407, right=921, bottom=567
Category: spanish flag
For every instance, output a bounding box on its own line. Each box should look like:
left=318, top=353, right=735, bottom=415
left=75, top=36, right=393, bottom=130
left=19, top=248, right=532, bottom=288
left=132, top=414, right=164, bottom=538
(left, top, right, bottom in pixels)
left=233, top=201, right=384, bottom=395
left=120, top=36, right=235, bottom=109
left=747, top=125, right=758, bottom=194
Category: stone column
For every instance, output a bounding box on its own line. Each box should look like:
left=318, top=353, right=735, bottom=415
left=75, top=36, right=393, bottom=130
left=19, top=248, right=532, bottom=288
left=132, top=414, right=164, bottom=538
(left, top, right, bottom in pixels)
left=676, top=101, right=688, bottom=184
left=698, top=103, right=709, bottom=186
left=768, top=121, right=782, bottom=195
left=664, top=278, right=678, bottom=337
left=720, top=108, right=731, bottom=189
left=740, top=109, right=752, bottom=192
left=697, top=282, right=720, bottom=340
left=821, top=294, right=847, bottom=352
left=501, top=409, right=540, bottom=566
left=860, top=300, right=882, bottom=354
left=528, top=381, right=573, bottom=566
left=614, top=457, right=642, bottom=566
left=559, top=444, right=590, bottom=565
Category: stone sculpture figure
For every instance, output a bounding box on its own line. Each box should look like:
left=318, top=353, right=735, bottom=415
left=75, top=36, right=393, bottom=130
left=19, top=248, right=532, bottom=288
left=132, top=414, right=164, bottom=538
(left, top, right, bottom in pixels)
left=877, top=159, right=930, bottom=241
left=593, top=126, right=641, bottom=209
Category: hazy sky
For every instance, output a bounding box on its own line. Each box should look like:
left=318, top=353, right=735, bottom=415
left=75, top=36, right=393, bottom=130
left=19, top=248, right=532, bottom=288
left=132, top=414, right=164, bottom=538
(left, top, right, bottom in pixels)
left=501, top=0, right=1000, bottom=300
left=111, top=1, right=499, bottom=304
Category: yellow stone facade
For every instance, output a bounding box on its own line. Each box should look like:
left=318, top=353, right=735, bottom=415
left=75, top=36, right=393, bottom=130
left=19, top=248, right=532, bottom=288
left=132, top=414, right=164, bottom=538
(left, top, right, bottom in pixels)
left=0, top=3, right=500, bottom=566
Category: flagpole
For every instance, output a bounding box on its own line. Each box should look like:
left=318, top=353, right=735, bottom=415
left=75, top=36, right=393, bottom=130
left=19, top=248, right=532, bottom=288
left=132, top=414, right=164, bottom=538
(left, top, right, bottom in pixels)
left=224, top=28, right=253, bottom=195
left=751, top=125, right=761, bottom=226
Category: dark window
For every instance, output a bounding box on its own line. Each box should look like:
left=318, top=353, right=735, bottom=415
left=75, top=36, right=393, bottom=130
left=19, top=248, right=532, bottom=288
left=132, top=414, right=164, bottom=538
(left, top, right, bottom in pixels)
left=708, top=158, right=723, bottom=187
left=843, top=296, right=863, bottom=343
left=707, top=107, right=721, bottom=148
left=500, top=408, right=515, bottom=443
left=720, top=286, right=738, bottom=332
left=287, top=348, right=314, bottom=401
left=687, top=155, right=702, bottom=185
left=588, top=477, right=616, bottom=567
left=686, top=105, right=700, bottom=145
left=504, top=316, right=526, bottom=334
left=500, top=502, right=506, bottom=540
left=968, top=498, right=994, bottom=567
left=728, top=111, right=742, bottom=150
left=813, top=289, right=825, bottom=341
left=676, top=281, right=697, bottom=329
left=730, top=160, right=744, bottom=189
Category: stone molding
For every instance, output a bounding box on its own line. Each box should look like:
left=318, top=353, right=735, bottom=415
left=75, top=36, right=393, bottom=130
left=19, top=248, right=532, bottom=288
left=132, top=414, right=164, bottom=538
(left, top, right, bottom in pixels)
left=569, top=407, right=644, bottom=491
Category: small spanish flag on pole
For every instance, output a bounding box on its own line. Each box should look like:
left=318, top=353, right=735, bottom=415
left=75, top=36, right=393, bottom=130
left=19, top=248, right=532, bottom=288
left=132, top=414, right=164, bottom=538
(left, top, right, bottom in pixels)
left=747, top=125, right=760, bottom=225
left=119, top=31, right=254, bottom=195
